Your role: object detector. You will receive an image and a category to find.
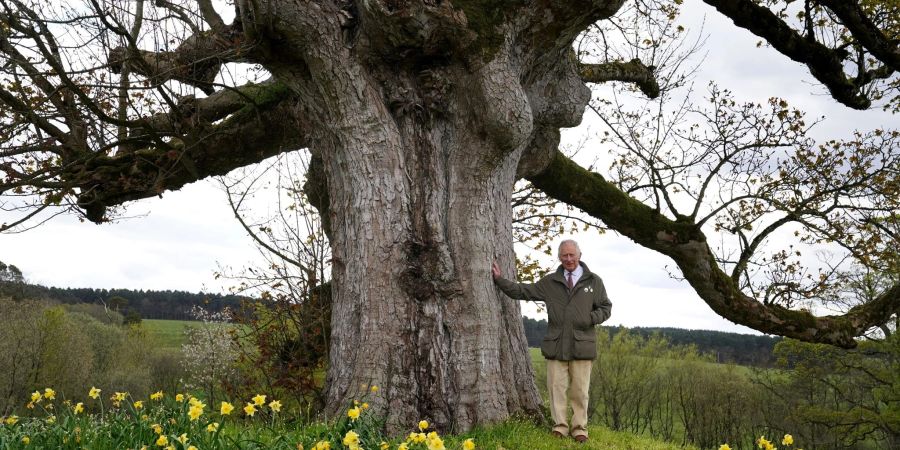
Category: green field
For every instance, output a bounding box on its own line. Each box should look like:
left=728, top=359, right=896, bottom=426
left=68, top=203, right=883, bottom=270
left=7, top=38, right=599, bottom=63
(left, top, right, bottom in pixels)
left=143, top=319, right=202, bottom=349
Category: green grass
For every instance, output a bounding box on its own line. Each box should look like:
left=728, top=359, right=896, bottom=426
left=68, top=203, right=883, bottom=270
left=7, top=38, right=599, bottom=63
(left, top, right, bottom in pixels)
left=454, top=419, right=697, bottom=450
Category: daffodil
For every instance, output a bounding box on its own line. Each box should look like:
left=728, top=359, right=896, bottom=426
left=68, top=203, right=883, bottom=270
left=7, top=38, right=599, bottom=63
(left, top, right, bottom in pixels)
left=113, top=392, right=127, bottom=402
left=370, top=385, right=379, bottom=393
left=782, top=435, right=794, bottom=446
left=220, top=401, right=235, bottom=415
left=719, top=445, right=732, bottom=450
left=188, top=397, right=205, bottom=409
left=463, top=438, right=476, bottom=450
left=22, top=436, right=30, bottom=445
left=347, top=406, right=361, bottom=421
left=44, top=388, right=56, bottom=400
left=313, top=441, right=331, bottom=450
left=362, top=402, right=369, bottom=410
left=342, top=430, right=359, bottom=446
left=175, top=394, right=185, bottom=402
left=380, top=442, right=389, bottom=450
left=252, top=394, right=266, bottom=406
left=46, top=415, right=56, bottom=424
left=152, top=423, right=163, bottom=434
left=268, top=399, right=282, bottom=412
left=74, top=402, right=84, bottom=414
left=418, top=420, right=429, bottom=431
left=155, top=435, right=168, bottom=447
left=89, top=387, right=101, bottom=399
left=134, top=400, right=144, bottom=410
left=30, top=391, right=42, bottom=403
left=398, top=443, right=408, bottom=450
left=188, top=405, right=203, bottom=421
left=5, top=416, right=18, bottom=425
left=150, top=391, right=164, bottom=401
left=187, top=447, right=198, bottom=450
left=177, top=433, right=189, bottom=444
left=244, top=403, right=257, bottom=416
left=206, top=422, right=220, bottom=433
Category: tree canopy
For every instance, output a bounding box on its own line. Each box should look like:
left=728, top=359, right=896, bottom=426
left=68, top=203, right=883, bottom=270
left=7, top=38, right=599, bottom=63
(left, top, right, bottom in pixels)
left=0, top=1, right=897, bottom=348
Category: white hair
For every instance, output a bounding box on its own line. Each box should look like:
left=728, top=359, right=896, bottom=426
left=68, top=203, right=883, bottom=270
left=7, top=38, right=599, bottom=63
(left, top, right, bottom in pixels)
left=558, top=239, right=581, bottom=256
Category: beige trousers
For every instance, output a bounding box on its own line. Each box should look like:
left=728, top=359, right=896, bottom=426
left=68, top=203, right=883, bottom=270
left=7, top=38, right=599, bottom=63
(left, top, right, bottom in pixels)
left=546, top=359, right=592, bottom=438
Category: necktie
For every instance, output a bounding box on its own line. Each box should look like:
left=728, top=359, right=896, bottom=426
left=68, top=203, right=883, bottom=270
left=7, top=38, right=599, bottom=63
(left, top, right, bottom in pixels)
left=567, top=272, right=574, bottom=290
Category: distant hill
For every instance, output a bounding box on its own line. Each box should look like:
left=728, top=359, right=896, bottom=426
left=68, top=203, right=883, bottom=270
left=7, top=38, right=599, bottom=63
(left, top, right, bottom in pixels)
left=522, top=317, right=780, bottom=367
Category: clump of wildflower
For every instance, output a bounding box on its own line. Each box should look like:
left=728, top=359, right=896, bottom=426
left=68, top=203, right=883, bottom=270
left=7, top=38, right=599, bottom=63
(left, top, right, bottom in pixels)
left=347, top=406, right=361, bottom=421
left=342, top=430, right=359, bottom=447
left=757, top=436, right=775, bottom=450
left=252, top=394, right=267, bottom=406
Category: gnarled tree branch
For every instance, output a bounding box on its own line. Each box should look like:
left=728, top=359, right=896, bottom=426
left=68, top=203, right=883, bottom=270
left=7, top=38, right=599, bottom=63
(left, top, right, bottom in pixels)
left=527, top=151, right=900, bottom=347
left=579, top=59, right=660, bottom=98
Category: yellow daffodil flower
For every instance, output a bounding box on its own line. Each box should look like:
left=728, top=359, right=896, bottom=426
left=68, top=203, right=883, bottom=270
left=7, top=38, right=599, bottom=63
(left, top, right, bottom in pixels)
left=134, top=401, right=144, bottom=410
left=177, top=433, right=189, bottom=444
left=252, top=394, right=267, bottom=406
left=342, top=430, right=359, bottom=446
left=5, top=416, right=18, bottom=425
left=313, top=441, right=331, bottom=450
left=398, top=443, right=408, bottom=450
left=155, top=435, right=168, bottom=447
left=362, top=402, right=369, bottom=410
left=89, top=387, right=101, bottom=399
left=244, top=403, right=257, bottom=417
left=379, top=442, right=389, bottom=450
left=152, top=424, right=163, bottom=434
left=44, top=388, right=56, bottom=400
left=719, top=445, right=732, bottom=450
left=268, top=400, right=282, bottom=412
left=463, top=438, right=476, bottom=450
left=206, top=422, right=220, bottom=433
left=188, top=405, right=203, bottom=421
left=371, top=385, right=379, bottom=393
left=30, top=391, right=41, bottom=403
left=175, top=394, right=185, bottom=402
left=150, top=391, right=164, bottom=401
left=782, top=435, right=794, bottom=446
left=220, top=401, right=235, bottom=415
left=74, top=402, right=84, bottom=414
left=418, top=420, right=429, bottom=431
left=22, top=436, right=30, bottom=445
left=347, top=406, right=361, bottom=421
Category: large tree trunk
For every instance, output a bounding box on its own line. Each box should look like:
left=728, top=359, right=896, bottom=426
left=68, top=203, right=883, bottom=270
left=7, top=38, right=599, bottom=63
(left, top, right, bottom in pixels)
left=307, top=57, right=548, bottom=434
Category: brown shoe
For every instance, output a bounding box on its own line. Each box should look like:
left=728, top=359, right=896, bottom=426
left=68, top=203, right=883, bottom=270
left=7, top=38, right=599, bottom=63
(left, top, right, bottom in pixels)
left=551, top=431, right=565, bottom=439
left=574, top=435, right=588, bottom=444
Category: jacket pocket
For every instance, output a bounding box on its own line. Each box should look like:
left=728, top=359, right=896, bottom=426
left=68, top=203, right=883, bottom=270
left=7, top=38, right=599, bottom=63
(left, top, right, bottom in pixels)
left=572, top=328, right=597, bottom=360
left=540, top=327, right=562, bottom=360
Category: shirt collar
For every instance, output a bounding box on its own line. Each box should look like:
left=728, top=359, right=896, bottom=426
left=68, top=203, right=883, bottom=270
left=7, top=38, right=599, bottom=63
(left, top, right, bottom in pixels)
left=567, top=265, right=583, bottom=279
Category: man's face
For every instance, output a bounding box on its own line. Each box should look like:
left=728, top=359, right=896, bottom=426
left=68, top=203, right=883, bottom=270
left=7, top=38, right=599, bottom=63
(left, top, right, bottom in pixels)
left=558, top=243, right=581, bottom=272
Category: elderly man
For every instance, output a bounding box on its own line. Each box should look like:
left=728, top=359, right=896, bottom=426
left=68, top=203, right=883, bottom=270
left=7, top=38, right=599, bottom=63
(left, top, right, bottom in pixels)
left=491, top=239, right=612, bottom=443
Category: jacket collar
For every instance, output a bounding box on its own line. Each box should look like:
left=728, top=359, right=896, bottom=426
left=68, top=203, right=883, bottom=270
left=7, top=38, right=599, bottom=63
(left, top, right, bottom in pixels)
left=553, top=261, right=594, bottom=283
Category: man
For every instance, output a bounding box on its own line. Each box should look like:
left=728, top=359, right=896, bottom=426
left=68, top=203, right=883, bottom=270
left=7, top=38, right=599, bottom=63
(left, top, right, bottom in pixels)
left=491, top=239, right=612, bottom=444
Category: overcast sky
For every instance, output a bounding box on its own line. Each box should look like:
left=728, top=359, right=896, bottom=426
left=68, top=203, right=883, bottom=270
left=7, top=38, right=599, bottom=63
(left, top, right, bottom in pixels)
left=0, top=1, right=893, bottom=334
